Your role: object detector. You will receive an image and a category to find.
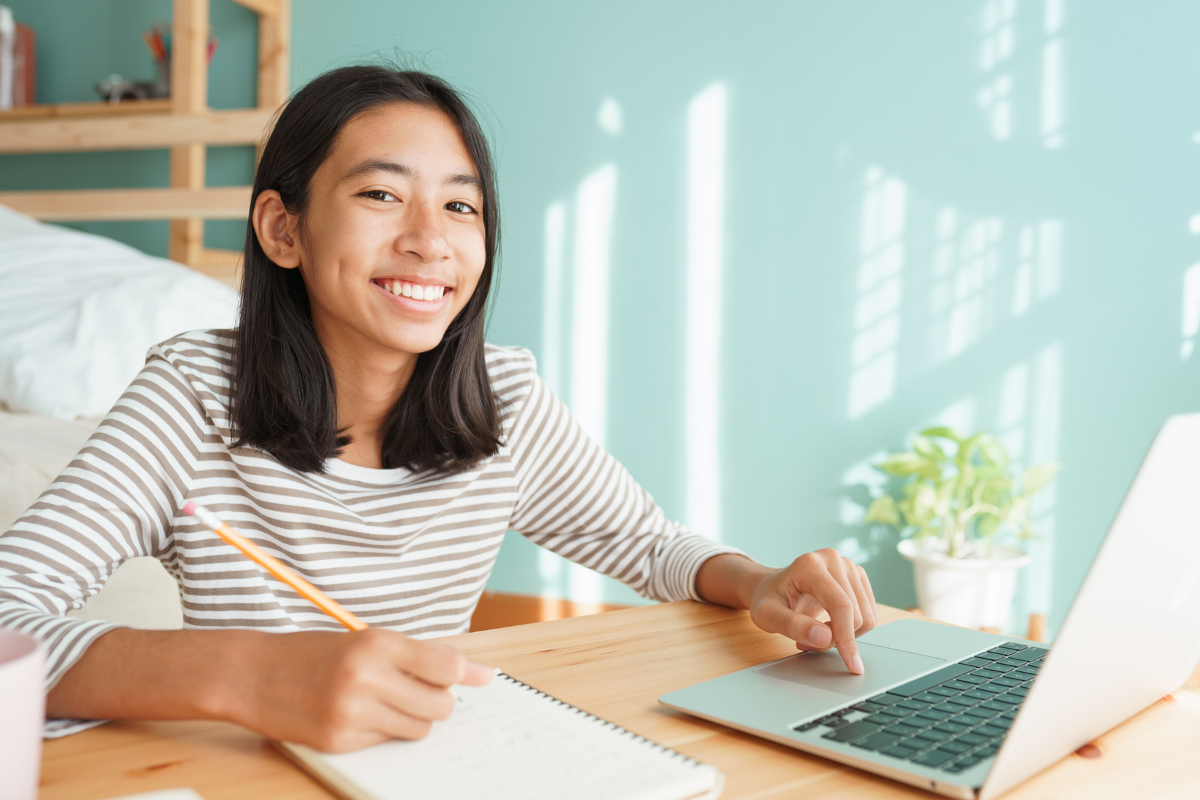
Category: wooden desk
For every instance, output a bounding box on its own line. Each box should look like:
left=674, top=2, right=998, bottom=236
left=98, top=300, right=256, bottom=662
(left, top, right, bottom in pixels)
left=39, top=602, right=1200, bottom=800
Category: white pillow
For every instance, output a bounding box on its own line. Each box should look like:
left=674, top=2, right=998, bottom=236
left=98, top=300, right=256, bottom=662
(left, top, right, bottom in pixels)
left=0, top=204, right=241, bottom=418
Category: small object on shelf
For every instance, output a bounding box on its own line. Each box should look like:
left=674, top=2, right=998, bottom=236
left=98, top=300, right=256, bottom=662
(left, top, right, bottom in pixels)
left=92, top=22, right=218, bottom=103
left=0, top=6, right=36, bottom=110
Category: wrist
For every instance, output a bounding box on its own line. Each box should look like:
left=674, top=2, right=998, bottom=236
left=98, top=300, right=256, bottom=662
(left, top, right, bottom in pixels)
left=193, top=630, right=269, bottom=724
left=695, top=553, right=774, bottom=610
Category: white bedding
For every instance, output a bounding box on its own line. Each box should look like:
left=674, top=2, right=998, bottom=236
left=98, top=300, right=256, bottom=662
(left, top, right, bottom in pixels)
left=0, top=203, right=240, bottom=418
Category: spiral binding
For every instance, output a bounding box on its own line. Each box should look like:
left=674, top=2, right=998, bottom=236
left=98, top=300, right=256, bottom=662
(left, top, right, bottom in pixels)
left=497, top=672, right=705, bottom=769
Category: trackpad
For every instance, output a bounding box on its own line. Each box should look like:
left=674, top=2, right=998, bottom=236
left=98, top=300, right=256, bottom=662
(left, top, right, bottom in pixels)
left=754, top=643, right=946, bottom=697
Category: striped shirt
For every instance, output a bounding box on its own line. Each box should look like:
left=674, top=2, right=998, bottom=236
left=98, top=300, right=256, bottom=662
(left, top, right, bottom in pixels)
left=0, top=330, right=740, bottom=736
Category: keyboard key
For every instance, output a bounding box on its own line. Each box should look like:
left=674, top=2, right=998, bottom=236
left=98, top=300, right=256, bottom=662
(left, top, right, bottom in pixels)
left=941, top=741, right=972, bottom=754
left=972, top=652, right=1003, bottom=661
left=964, top=706, right=995, bottom=718
left=933, top=721, right=967, bottom=734
left=853, top=701, right=885, bottom=713
left=944, top=680, right=974, bottom=691
left=994, top=693, right=1024, bottom=705
left=976, top=745, right=1000, bottom=756
left=972, top=668, right=1003, bottom=679
left=864, top=713, right=895, bottom=725
left=869, top=693, right=903, bottom=706
left=851, top=731, right=902, bottom=751
left=962, top=657, right=994, bottom=668
left=1000, top=709, right=1017, bottom=719
left=991, top=676, right=1022, bottom=687
left=957, top=732, right=988, bottom=746
left=986, top=646, right=1015, bottom=655
left=897, top=699, right=930, bottom=711
left=995, top=658, right=1025, bottom=668
left=821, top=716, right=851, bottom=727
left=1008, top=686, right=1029, bottom=696
left=821, top=719, right=883, bottom=742
left=991, top=717, right=1013, bottom=729
left=975, top=724, right=1005, bottom=737
left=913, top=749, right=957, bottom=767
left=943, top=697, right=974, bottom=708
left=974, top=684, right=1004, bottom=694
left=1008, top=647, right=1048, bottom=662
left=887, top=664, right=976, bottom=697
left=882, top=745, right=918, bottom=759
left=832, top=707, right=854, bottom=716
left=957, top=756, right=983, bottom=767
left=914, top=692, right=945, bottom=704
left=963, top=689, right=992, bottom=700
left=879, top=706, right=911, bottom=718
left=928, top=686, right=959, bottom=697
left=915, top=728, right=950, bottom=741
left=996, top=642, right=1026, bottom=651
left=1015, top=665, right=1039, bottom=676
left=980, top=700, right=1010, bottom=712
left=793, top=720, right=821, bottom=732
left=883, top=723, right=921, bottom=737
left=916, top=709, right=950, bottom=721
left=950, top=714, right=978, bottom=726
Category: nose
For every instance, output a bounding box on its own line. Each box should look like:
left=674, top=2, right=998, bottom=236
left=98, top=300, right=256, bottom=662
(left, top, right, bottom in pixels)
left=395, top=195, right=452, bottom=263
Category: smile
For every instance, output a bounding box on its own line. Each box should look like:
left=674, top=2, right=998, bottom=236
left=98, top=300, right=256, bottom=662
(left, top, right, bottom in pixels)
left=372, top=279, right=449, bottom=303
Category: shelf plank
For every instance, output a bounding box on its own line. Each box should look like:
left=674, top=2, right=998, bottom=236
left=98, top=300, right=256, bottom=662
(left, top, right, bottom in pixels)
left=0, top=98, right=172, bottom=120
left=230, top=0, right=280, bottom=16
left=0, top=186, right=252, bottom=221
left=0, top=108, right=274, bottom=154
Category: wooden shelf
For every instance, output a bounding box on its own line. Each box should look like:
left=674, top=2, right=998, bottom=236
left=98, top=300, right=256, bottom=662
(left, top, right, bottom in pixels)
left=0, top=186, right=251, bottom=221
left=0, top=98, right=172, bottom=120
left=0, top=108, right=275, bottom=154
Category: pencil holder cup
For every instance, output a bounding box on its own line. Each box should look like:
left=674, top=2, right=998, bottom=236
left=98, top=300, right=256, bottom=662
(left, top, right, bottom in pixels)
left=0, top=629, right=45, bottom=800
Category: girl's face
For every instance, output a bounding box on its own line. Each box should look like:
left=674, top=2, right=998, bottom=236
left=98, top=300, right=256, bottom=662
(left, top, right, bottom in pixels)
left=289, top=102, right=487, bottom=359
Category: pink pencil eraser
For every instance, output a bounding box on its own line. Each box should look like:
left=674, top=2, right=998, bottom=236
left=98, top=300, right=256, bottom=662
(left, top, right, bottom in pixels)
left=183, top=501, right=198, bottom=516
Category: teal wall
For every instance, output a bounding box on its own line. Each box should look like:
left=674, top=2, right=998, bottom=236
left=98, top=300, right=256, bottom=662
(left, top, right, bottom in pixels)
left=4, top=1, right=1199, bottom=636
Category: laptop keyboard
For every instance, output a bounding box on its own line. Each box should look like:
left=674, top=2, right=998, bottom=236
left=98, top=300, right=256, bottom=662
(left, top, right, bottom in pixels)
left=791, top=641, right=1048, bottom=775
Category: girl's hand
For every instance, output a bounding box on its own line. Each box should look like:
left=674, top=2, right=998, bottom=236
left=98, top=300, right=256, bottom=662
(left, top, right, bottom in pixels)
left=225, top=628, right=492, bottom=752
left=696, top=551, right=878, bottom=675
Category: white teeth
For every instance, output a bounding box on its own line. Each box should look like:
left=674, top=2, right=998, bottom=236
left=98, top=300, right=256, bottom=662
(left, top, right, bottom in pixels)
left=380, top=280, right=445, bottom=301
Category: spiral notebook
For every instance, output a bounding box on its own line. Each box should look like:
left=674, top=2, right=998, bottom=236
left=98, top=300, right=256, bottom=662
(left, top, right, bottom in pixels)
left=276, top=671, right=723, bottom=800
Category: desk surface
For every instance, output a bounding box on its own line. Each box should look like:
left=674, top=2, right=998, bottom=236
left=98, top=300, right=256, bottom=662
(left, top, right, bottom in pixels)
left=40, top=602, right=1200, bottom=800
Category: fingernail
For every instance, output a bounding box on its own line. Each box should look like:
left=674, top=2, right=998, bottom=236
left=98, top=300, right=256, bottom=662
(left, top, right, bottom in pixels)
left=851, top=655, right=865, bottom=675
left=808, top=626, right=832, bottom=648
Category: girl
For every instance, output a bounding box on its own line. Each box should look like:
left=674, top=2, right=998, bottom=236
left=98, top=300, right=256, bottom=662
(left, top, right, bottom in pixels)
left=0, top=65, right=877, bottom=753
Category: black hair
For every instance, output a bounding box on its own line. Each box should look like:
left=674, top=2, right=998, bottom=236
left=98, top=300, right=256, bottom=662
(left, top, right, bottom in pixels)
left=231, top=64, right=502, bottom=474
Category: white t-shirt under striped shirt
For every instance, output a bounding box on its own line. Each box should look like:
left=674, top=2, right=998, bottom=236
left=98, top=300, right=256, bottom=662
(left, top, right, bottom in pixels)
left=0, top=330, right=740, bottom=735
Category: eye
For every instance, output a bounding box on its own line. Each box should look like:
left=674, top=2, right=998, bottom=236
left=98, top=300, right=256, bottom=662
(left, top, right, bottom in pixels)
left=446, top=201, right=477, bottom=214
left=359, top=189, right=399, bottom=202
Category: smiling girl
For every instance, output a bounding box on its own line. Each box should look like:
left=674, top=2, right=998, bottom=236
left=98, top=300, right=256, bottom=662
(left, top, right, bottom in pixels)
left=0, top=66, right=877, bottom=752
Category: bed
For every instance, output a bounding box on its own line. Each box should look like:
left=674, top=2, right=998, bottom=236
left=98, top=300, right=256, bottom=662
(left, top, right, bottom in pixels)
left=0, top=202, right=241, bottom=629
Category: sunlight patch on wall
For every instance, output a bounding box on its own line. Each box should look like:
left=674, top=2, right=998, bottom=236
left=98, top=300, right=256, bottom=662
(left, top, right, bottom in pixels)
left=598, top=97, right=623, bottom=137
left=978, top=0, right=1017, bottom=142
left=541, top=201, right=568, bottom=395
left=1024, top=342, right=1063, bottom=628
left=685, top=82, right=728, bottom=541
left=1041, top=0, right=1066, bottom=148
left=1012, top=220, right=1063, bottom=315
left=848, top=167, right=907, bottom=419
left=569, top=164, right=618, bottom=448
left=1182, top=263, right=1200, bottom=360
left=929, top=210, right=1003, bottom=362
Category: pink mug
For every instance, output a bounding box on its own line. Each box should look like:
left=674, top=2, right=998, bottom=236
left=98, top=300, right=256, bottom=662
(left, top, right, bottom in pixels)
left=0, top=629, right=44, bottom=800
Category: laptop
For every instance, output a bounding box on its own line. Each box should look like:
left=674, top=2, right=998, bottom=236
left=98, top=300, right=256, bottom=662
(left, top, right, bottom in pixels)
left=660, top=413, right=1200, bottom=799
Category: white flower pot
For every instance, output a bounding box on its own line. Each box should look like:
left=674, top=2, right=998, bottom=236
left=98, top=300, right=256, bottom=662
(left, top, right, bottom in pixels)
left=897, top=539, right=1031, bottom=630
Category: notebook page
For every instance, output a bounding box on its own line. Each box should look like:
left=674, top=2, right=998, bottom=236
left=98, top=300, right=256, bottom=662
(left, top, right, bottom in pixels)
left=318, top=673, right=720, bottom=800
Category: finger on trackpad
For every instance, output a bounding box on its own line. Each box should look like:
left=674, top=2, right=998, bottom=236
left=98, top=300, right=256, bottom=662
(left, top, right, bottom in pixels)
left=753, top=643, right=946, bottom=697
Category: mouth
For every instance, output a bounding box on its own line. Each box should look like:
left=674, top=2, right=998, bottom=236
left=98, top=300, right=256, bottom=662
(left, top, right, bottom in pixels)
left=371, top=278, right=452, bottom=311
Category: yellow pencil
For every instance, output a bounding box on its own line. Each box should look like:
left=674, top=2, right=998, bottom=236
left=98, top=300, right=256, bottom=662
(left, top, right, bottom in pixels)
left=182, top=500, right=368, bottom=632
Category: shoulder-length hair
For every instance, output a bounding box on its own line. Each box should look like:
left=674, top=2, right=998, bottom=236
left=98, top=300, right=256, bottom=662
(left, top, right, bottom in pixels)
left=232, top=65, right=502, bottom=475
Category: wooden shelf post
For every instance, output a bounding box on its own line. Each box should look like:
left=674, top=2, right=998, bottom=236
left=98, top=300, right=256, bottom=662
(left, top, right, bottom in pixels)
left=169, top=0, right=210, bottom=267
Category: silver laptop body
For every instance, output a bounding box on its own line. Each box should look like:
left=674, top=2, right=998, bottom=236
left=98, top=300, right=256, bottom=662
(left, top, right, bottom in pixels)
left=660, top=413, right=1200, bottom=798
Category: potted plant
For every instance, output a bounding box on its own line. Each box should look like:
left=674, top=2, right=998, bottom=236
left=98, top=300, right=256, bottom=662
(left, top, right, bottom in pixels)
left=864, top=427, right=1060, bottom=630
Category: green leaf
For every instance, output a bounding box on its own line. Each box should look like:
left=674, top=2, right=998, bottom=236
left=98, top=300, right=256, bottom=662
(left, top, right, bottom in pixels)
left=956, top=434, right=982, bottom=466
left=911, top=436, right=946, bottom=462
left=979, top=475, right=1012, bottom=507
left=977, top=435, right=1010, bottom=471
left=919, top=426, right=961, bottom=442
left=864, top=496, right=901, bottom=526
left=975, top=513, right=1002, bottom=539
left=1022, top=462, right=1061, bottom=495
left=878, top=453, right=926, bottom=476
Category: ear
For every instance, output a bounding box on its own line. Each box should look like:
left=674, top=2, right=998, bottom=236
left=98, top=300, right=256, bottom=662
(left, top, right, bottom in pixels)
left=252, top=190, right=302, bottom=269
